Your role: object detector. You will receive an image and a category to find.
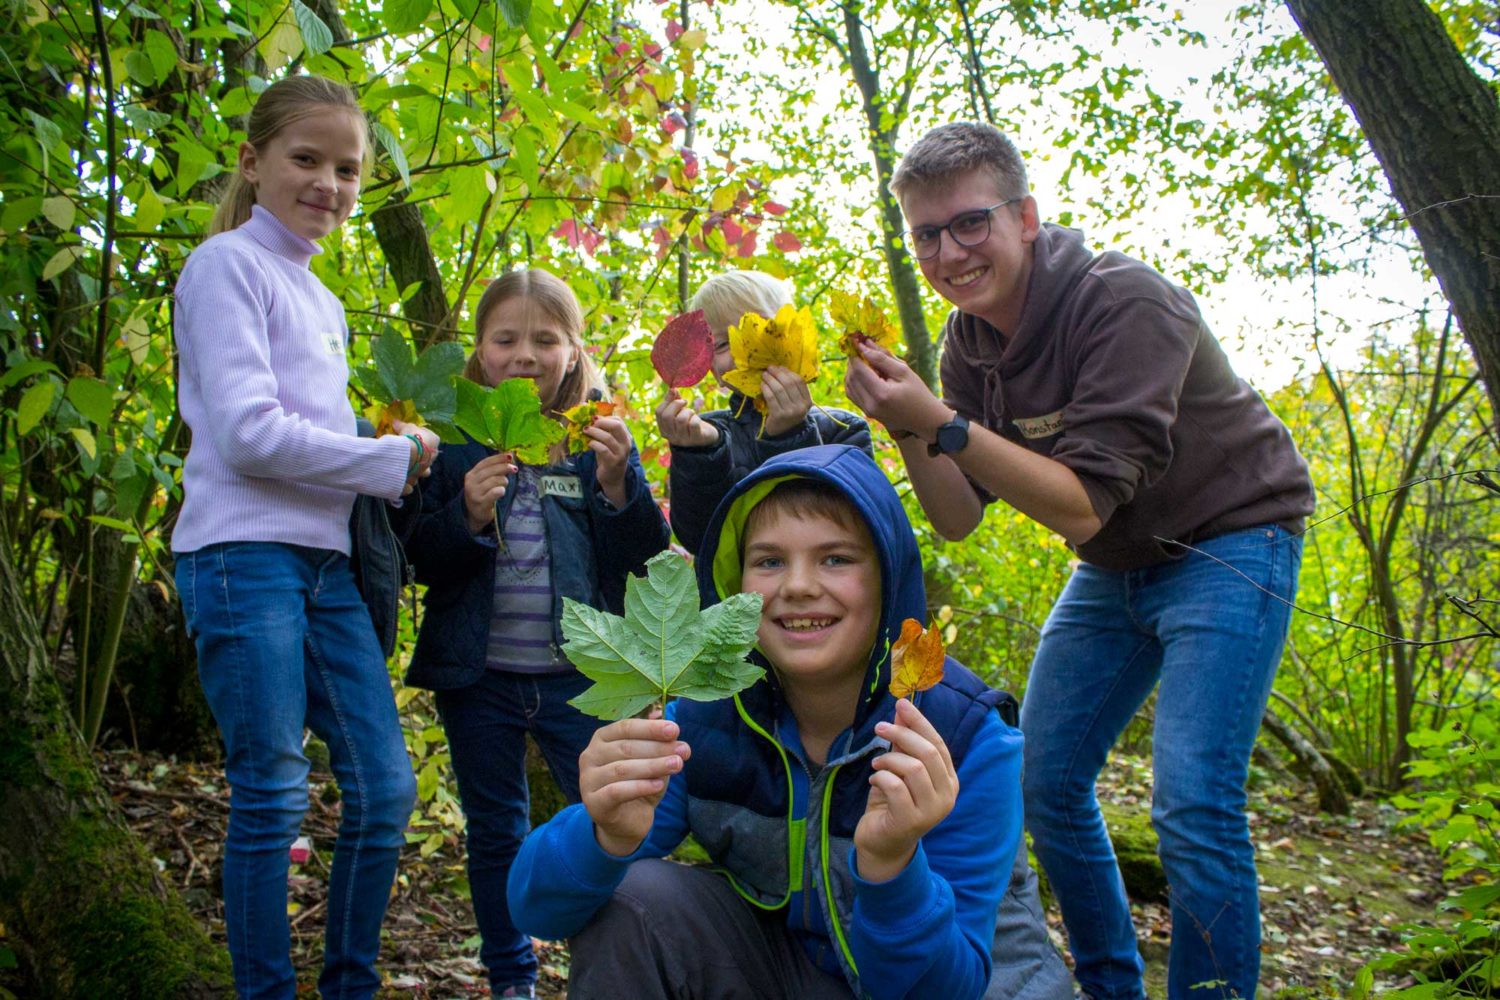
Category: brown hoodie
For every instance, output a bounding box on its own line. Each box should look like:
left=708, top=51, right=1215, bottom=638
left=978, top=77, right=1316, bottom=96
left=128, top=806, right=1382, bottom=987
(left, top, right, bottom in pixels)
left=940, top=223, right=1314, bottom=571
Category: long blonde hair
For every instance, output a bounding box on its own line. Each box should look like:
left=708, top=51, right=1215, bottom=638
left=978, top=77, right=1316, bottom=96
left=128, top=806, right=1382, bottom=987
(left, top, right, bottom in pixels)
left=209, top=75, right=368, bottom=236
left=464, top=269, right=605, bottom=462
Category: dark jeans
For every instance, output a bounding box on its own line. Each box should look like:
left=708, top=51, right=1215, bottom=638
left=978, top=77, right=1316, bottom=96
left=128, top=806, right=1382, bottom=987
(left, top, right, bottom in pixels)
left=568, top=859, right=853, bottom=1000
left=1021, top=525, right=1303, bottom=1000
left=435, top=670, right=599, bottom=992
left=177, top=542, right=416, bottom=1000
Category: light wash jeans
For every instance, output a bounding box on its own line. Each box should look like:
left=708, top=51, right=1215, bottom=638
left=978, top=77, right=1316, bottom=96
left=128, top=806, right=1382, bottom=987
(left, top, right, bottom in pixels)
left=177, top=542, right=417, bottom=1000
left=1020, top=525, right=1302, bottom=1000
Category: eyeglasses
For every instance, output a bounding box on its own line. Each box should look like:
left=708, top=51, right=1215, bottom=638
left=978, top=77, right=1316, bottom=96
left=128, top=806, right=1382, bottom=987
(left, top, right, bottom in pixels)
left=903, top=198, right=1023, bottom=260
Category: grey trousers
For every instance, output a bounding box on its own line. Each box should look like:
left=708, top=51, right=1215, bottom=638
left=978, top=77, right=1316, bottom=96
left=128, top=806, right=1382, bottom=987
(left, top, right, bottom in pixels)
left=566, top=859, right=852, bottom=1000
left=565, top=851, right=1074, bottom=1000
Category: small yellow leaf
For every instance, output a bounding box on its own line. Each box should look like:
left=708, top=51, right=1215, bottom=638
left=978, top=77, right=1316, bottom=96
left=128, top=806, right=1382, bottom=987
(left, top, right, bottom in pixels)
left=42, top=245, right=83, bottom=281
left=677, top=28, right=707, bottom=50
left=70, top=426, right=97, bottom=459
left=363, top=398, right=418, bottom=437
left=710, top=186, right=736, bottom=213
left=830, top=290, right=901, bottom=358
left=889, top=618, right=946, bottom=699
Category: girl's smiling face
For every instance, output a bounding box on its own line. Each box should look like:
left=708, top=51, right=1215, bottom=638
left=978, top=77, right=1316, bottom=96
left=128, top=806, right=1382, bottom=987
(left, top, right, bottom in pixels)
left=239, top=107, right=365, bottom=242
left=476, top=294, right=580, bottom=409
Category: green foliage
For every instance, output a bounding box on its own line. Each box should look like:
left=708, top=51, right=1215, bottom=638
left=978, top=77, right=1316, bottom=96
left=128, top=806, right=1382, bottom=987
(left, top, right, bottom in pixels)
left=353, top=329, right=464, bottom=429
left=1355, top=714, right=1500, bottom=997
left=451, top=377, right=565, bottom=462
left=562, top=551, right=764, bottom=720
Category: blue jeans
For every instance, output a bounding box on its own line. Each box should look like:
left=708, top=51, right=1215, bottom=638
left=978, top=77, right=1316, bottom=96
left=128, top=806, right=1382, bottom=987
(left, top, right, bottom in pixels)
left=1020, top=526, right=1302, bottom=1000
left=177, top=542, right=417, bottom=1000
left=435, top=669, right=598, bottom=992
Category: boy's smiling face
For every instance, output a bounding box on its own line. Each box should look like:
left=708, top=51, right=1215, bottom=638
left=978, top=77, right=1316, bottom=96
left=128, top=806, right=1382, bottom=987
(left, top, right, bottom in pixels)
left=740, top=506, right=881, bottom=697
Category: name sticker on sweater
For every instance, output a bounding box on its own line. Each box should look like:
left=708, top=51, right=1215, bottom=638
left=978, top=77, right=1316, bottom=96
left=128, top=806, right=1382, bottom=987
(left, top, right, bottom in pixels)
left=540, top=474, right=583, bottom=499
left=1013, top=409, right=1065, bottom=439
left=323, top=332, right=344, bottom=355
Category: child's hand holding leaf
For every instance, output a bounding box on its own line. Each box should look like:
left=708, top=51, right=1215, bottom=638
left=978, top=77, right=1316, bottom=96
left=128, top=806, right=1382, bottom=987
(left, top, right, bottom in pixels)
left=760, top=366, right=814, bottom=437
left=584, top=415, right=633, bottom=508
left=655, top=389, right=721, bottom=448
left=856, top=699, right=959, bottom=883
left=462, top=451, right=517, bottom=533
left=830, top=291, right=902, bottom=360
left=579, top=713, right=691, bottom=857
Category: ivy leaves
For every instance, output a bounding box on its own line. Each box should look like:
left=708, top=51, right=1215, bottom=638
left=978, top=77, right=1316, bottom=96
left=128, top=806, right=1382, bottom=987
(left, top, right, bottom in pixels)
left=563, top=551, right=765, bottom=720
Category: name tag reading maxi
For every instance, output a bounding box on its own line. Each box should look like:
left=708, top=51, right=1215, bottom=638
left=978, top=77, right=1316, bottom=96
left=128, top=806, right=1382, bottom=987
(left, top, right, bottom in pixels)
left=1013, top=409, right=1065, bottom=440
left=540, top=474, right=583, bottom=499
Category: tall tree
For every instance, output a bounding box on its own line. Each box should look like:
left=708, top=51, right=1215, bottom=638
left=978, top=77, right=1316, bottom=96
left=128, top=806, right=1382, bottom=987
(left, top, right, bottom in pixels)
left=1284, top=0, right=1500, bottom=421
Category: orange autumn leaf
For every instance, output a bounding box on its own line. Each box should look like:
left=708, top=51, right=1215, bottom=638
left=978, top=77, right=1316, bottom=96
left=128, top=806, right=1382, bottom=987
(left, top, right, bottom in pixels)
left=560, top=398, right=620, bottom=452
left=888, top=618, right=946, bottom=699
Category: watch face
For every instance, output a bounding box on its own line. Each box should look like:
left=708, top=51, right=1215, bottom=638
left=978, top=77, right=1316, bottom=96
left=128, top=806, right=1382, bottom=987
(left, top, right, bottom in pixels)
left=938, top=418, right=968, bottom=454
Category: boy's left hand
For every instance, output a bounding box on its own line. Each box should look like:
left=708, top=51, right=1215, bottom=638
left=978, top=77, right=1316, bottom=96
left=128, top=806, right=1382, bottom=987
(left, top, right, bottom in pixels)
left=854, top=698, right=959, bottom=883
left=761, top=366, right=813, bottom=437
left=585, top=415, right=632, bottom=508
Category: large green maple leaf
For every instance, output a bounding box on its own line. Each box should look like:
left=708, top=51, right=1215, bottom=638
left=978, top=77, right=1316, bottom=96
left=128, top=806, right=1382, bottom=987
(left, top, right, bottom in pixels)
left=353, top=330, right=464, bottom=435
left=562, top=551, right=765, bottom=720
left=452, top=377, right=565, bottom=464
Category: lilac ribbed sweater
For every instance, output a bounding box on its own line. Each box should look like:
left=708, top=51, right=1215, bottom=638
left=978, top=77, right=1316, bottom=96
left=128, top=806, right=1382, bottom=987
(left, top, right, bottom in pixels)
left=172, top=205, right=410, bottom=555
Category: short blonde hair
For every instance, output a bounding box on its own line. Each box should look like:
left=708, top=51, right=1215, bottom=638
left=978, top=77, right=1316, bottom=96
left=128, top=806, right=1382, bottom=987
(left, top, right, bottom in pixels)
left=690, top=271, right=792, bottom=332
left=890, top=122, right=1029, bottom=203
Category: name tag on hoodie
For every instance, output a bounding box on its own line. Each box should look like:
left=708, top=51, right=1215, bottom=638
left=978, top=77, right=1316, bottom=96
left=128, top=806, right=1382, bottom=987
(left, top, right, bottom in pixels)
left=1013, top=409, right=1065, bottom=439
left=540, top=474, right=583, bottom=499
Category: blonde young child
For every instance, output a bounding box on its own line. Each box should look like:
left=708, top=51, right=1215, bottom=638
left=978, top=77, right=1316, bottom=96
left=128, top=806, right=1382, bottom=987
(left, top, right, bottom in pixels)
left=654, top=271, right=872, bottom=554
left=399, top=269, right=670, bottom=998
left=172, top=74, right=439, bottom=998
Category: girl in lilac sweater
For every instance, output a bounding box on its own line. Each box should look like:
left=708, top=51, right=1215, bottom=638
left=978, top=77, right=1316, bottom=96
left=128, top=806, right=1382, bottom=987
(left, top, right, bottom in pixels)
left=172, top=75, right=437, bottom=1000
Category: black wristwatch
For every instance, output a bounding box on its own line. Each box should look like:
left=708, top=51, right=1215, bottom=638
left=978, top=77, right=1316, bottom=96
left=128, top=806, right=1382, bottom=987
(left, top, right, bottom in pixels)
left=928, top=413, right=970, bottom=457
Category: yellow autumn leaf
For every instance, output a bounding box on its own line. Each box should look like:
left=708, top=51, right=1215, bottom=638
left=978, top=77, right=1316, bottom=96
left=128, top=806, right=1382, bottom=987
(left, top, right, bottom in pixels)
left=830, top=290, right=901, bottom=358
left=723, top=304, right=819, bottom=411
left=560, top=398, right=619, bottom=452
left=888, top=618, right=947, bottom=699
left=363, top=398, right=418, bottom=437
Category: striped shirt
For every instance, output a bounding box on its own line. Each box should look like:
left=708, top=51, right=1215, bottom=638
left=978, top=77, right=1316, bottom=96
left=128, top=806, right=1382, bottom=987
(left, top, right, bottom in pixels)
left=487, top=467, right=570, bottom=673
left=171, top=205, right=410, bottom=555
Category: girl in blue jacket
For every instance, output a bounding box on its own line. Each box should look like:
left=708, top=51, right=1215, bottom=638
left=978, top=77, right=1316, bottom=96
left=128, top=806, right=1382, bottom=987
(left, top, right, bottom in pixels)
left=401, top=268, right=670, bottom=998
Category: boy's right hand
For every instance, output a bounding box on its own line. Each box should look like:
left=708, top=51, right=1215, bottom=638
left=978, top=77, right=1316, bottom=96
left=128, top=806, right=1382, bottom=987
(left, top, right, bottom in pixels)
left=462, top=451, right=516, bottom=534
left=655, top=389, right=721, bottom=448
left=579, top=713, right=690, bottom=857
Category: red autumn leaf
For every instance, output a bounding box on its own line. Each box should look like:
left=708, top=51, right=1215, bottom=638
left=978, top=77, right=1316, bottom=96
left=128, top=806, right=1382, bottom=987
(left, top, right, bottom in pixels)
left=680, top=148, right=700, bottom=180
left=613, top=41, right=630, bottom=56
left=652, top=310, right=715, bottom=388
left=763, top=201, right=789, bottom=216
left=666, top=19, right=684, bottom=41
left=772, top=231, right=802, bottom=253
left=555, top=219, right=581, bottom=248
left=736, top=229, right=758, bottom=258
left=720, top=218, right=744, bottom=245
left=644, top=41, right=663, bottom=60
left=663, top=111, right=686, bottom=135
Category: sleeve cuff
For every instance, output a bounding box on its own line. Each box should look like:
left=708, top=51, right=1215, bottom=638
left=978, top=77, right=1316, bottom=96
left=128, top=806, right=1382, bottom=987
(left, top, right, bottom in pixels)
left=850, top=842, right=935, bottom=918
left=554, top=805, right=641, bottom=890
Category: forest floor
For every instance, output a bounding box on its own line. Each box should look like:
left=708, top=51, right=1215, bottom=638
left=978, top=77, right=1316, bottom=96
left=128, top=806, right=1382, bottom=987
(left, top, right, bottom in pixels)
left=19, top=749, right=1444, bottom=999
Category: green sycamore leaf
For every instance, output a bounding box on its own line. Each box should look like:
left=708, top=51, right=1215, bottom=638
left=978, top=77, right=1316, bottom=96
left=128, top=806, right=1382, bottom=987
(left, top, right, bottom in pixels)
left=562, top=551, right=765, bottom=721
left=355, top=331, right=464, bottom=425
left=452, top=377, right=564, bottom=464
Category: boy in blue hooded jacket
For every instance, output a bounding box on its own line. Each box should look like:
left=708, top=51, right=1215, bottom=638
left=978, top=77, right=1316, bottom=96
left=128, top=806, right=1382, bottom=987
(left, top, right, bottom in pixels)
left=508, top=445, right=1067, bottom=1000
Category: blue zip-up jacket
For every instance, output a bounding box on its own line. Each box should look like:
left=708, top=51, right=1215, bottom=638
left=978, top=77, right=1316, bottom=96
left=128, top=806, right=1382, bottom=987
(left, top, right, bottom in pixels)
left=399, top=437, right=671, bottom=690
left=510, top=445, right=1031, bottom=1000
left=667, top=390, right=872, bottom=554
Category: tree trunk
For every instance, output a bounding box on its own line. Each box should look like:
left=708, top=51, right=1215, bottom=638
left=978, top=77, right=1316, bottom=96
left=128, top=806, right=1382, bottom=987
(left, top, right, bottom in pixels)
left=840, top=1, right=938, bottom=387
left=1260, top=708, right=1351, bottom=816
left=370, top=199, right=456, bottom=347
left=1285, top=0, right=1500, bottom=420
left=0, top=528, right=231, bottom=998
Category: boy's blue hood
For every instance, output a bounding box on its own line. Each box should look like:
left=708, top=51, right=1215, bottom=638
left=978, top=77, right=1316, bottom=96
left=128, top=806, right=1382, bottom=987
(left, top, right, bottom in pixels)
left=696, top=444, right=925, bottom=724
